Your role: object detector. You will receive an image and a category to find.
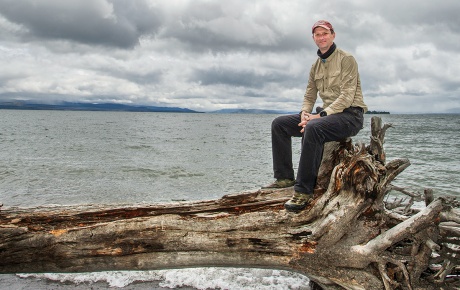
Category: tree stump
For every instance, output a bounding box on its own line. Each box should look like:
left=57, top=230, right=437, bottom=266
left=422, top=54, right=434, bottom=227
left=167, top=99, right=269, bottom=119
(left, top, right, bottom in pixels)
left=0, top=117, right=459, bottom=290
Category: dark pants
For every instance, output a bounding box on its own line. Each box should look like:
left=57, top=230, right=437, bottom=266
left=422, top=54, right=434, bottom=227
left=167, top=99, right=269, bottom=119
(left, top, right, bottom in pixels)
left=271, top=107, right=364, bottom=194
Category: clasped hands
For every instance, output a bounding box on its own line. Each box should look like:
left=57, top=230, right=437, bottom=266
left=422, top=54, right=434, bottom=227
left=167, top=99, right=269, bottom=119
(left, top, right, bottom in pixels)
left=299, top=111, right=320, bottom=133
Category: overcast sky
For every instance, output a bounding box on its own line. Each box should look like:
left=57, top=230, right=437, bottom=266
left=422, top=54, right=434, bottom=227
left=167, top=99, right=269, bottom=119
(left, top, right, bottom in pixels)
left=0, top=0, right=459, bottom=113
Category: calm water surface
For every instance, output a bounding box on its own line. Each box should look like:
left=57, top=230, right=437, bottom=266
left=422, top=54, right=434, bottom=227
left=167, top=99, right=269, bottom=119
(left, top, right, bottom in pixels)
left=1, top=110, right=458, bottom=207
left=1, top=110, right=276, bottom=206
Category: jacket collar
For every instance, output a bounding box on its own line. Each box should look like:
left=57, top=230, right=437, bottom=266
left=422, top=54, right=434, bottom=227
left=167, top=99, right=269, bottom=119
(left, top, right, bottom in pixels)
left=317, top=42, right=336, bottom=62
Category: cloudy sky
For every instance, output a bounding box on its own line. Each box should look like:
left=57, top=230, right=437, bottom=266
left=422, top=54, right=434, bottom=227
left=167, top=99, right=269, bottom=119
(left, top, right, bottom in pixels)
left=0, top=0, right=459, bottom=113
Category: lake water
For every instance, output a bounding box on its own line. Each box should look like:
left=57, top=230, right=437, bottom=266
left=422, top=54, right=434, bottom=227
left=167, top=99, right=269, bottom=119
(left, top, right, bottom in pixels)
left=1, top=110, right=459, bottom=289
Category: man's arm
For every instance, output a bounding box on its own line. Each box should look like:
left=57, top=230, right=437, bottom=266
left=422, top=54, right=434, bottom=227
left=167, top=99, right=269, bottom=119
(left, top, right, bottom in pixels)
left=301, top=64, right=318, bottom=114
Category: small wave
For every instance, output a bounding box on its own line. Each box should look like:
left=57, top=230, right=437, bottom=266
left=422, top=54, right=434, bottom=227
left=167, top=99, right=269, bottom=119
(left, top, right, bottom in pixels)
left=18, top=268, right=311, bottom=289
left=157, top=268, right=311, bottom=290
left=126, top=145, right=154, bottom=150
left=120, top=166, right=205, bottom=179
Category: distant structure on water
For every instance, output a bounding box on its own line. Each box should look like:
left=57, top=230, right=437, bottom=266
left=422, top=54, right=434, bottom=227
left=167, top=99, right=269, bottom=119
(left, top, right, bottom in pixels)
left=366, top=110, right=390, bottom=114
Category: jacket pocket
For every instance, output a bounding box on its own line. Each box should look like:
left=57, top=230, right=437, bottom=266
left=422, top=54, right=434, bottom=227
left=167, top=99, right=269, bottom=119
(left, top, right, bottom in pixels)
left=314, top=72, right=324, bottom=92
left=328, top=69, right=341, bottom=93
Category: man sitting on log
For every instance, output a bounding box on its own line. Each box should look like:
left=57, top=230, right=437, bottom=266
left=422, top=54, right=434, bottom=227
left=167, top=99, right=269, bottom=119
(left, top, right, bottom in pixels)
left=263, top=20, right=368, bottom=212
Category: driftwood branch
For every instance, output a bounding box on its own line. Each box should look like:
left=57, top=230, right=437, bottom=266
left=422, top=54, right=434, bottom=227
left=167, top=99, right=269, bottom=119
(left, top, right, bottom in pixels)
left=1, top=116, right=459, bottom=290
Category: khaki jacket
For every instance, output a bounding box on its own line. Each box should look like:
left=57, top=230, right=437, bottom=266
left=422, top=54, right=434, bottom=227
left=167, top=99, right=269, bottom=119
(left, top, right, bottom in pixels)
left=302, top=47, right=367, bottom=115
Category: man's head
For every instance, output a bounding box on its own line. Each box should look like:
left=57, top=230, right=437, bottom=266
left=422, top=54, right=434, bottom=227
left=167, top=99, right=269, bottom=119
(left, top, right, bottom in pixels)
left=312, top=20, right=335, bottom=54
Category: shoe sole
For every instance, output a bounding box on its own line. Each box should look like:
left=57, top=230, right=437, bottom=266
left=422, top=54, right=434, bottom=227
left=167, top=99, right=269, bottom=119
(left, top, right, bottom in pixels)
left=284, top=203, right=307, bottom=212
left=284, top=194, right=313, bottom=212
left=261, top=185, right=293, bottom=189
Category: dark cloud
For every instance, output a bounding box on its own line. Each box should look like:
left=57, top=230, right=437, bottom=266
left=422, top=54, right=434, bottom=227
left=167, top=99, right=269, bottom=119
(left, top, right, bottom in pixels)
left=374, top=0, right=460, bottom=29
left=159, top=1, right=309, bottom=53
left=0, top=0, right=163, bottom=48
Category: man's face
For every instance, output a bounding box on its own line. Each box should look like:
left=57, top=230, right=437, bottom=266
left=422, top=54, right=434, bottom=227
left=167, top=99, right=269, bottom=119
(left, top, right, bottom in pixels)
left=313, top=27, right=335, bottom=53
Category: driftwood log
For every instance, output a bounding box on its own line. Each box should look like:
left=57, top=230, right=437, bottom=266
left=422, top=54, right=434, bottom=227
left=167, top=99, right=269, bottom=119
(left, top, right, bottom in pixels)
left=1, top=117, right=459, bottom=290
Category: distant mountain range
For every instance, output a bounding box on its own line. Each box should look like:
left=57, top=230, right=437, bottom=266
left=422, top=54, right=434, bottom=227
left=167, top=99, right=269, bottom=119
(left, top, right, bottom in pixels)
left=0, top=101, right=199, bottom=113
left=0, top=101, right=389, bottom=114
left=0, top=101, right=292, bottom=114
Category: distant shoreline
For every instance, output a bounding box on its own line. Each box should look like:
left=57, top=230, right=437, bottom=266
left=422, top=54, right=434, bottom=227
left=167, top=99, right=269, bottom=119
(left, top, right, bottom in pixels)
left=0, top=101, right=290, bottom=114
left=0, top=101, right=200, bottom=113
left=0, top=101, right=392, bottom=114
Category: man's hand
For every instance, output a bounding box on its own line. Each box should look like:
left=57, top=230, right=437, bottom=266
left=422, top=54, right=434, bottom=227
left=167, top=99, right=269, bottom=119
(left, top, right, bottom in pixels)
left=299, top=111, right=320, bottom=133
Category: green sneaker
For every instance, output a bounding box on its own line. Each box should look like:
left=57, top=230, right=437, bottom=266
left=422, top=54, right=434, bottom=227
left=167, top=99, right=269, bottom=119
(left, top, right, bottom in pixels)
left=262, top=179, right=295, bottom=189
left=284, top=191, right=314, bottom=212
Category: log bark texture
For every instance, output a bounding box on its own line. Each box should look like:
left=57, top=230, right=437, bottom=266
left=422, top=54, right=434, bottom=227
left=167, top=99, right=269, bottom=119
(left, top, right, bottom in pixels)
left=1, top=117, right=459, bottom=290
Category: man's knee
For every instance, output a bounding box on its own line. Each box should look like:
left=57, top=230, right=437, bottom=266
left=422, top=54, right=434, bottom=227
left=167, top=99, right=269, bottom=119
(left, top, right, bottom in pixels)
left=272, top=114, right=299, bottom=131
left=303, top=119, right=321, bottom=134
left=271, top=116, right=284, bottom=131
